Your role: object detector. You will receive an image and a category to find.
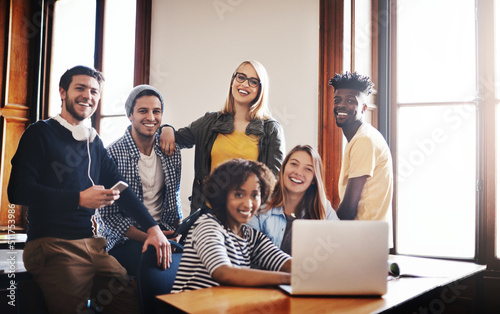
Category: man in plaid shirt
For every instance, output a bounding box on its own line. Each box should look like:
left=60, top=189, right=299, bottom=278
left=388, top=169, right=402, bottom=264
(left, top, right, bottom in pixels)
left=95, top=84, right=182, bottom=276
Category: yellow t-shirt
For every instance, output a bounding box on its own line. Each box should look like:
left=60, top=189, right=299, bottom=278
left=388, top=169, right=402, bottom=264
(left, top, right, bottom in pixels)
left=211, top=131, right=259, bottom=172
left=338, top=123, right=394, bottom=247
left=338, top=123, right=393, bottom=222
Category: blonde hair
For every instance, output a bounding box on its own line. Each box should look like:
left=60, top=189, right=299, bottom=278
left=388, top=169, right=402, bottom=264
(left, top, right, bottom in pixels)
left=222, top=60, right=272, bottom=120
left=265, top=145, right=329, bottom=220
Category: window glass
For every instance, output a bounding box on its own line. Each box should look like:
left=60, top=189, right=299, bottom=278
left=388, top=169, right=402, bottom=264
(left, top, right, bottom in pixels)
left=495, top=0, right=500, bottom=259
left=354, top=0, right=371, bottom=75
left=48, top=0, right=96, bottom=119
left=497, top=102, right=500, bottom=258
left=343, top=0, right=351, bottom=72
left=99, top=116, right=131, bottom=147
left=396, top=0, right=476, bottom=104
left=397, top=105, right=476, bottom=258
left=496, top=0, right=500, bottom=99
left=100, top=0, right=136, bottom=117
left=354, top=0, right=375, bottom=125
left=395, top=0, right=477, bottom=259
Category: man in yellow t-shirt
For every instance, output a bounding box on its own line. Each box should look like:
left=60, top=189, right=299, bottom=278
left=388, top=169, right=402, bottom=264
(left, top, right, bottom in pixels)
left=328, top=72, right=393, bottom=227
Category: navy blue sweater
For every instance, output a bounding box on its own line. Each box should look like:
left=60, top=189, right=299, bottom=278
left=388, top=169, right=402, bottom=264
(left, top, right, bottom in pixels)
left=8, top=119, right=157, bottom=241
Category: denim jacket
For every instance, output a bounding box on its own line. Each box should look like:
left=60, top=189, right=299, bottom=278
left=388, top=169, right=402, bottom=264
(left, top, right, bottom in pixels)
left=173, top=111, right=286, bottom=212
left=247, top=201, right=339, bottom=248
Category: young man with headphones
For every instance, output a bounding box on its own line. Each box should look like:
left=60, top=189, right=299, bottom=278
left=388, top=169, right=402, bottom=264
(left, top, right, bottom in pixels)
left=95, top=84, right=182, bottom=277
left=8, top=66, right=171, bottom=313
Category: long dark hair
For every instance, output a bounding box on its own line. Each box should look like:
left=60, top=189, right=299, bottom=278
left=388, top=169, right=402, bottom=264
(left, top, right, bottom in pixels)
left=264, top=145, right=328, bottom=219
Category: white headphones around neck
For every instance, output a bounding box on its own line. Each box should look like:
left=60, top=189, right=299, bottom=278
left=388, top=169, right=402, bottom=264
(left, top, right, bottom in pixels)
left=53, top=115, right=97, bottom=142
left=53, top=114, right=97, bottom=186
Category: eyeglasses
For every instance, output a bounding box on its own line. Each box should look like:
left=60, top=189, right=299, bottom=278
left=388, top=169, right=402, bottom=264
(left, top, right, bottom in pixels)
left=233, top=72, right=261, bottom=88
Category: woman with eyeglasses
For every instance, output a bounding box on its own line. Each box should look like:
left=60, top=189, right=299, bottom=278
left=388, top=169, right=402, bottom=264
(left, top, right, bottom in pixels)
left=159, top=60, right=285, bottom=213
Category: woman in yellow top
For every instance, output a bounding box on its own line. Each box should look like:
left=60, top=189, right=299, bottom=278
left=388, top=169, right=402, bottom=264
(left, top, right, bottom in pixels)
left=160, top=60, right=286, bottom=213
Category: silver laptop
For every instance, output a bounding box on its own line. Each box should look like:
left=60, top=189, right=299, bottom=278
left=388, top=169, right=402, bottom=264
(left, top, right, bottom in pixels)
left=279, top=220, right=388, bottom=296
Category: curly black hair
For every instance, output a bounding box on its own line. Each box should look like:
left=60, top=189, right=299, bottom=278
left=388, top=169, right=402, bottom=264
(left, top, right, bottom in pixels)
left=328, top=71, right=374, bottom=95
left=203, top=159, right=276, bottom=227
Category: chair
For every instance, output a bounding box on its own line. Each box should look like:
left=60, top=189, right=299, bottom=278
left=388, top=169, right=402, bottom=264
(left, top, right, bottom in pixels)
left=167, top=207, right=203, bottom=246
left=137, top=240, right=183, bottom=314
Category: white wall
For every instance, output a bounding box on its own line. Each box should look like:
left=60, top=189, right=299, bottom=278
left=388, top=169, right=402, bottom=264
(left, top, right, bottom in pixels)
left=150, top=0, right=319, bottom=217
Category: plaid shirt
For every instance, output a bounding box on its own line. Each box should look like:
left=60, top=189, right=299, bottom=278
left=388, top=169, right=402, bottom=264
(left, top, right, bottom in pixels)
left=95, top=126, right=182, bottom=251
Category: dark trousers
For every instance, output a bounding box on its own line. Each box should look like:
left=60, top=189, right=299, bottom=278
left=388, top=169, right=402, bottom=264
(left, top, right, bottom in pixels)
left=108, top=239, right=144, bottom=278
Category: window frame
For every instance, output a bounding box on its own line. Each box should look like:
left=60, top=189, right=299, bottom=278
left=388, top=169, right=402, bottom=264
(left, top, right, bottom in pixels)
left=388, top=0, right=500, bottom=271
left=41, top=0, right=152, bottom=134
left=92, top=0, right=151, bottom=134
left=478, top=0, right=499, bottom=270
left=318, top=0, right=345, bottom=210
left=388, top=0, right=489, bottom=265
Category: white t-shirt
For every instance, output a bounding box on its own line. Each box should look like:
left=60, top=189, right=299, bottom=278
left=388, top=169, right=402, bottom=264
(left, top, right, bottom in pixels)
left=138, top=151, right=165, bottom=222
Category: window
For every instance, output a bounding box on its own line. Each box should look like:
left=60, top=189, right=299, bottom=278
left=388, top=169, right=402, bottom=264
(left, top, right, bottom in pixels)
left=98, top=0, right=137, bottom=146
left=321, top=0, right=500, bottom=270
left=393, top=0, right=477, bottom=259
left=48, top=0, right=96, bottom=120
left=388, top=0, right=500, bottom=267
left=48, top=0, right=146, bottom=146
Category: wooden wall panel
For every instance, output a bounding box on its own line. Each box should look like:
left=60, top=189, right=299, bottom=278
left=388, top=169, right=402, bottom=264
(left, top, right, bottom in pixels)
left=0, top=0, right=36, bottom=228
left=134, top=0, right=151, bottom=85
left=319, top=0, right=344, bottom=209
left=7, top=0, right=30, bottom=107
left=0, top=115, right=28, bottom=227
left=0, top=0, right=8, bottom=105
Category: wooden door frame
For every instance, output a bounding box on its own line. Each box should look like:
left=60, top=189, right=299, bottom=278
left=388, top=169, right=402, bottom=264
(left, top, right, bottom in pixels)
left=318, top=0, right=344, bottom=208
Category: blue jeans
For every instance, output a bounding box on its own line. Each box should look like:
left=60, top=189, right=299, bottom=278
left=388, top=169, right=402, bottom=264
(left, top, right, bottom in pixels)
left=109, top=239, right=144, bottom=278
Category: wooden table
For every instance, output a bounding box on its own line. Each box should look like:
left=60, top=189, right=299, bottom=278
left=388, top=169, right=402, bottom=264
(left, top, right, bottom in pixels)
left=157, top=255, right=486, bottom=313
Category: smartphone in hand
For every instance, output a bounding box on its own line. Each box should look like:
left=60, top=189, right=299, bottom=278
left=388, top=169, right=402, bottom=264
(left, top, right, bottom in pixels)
left=111, top=181, right=129, bottom=193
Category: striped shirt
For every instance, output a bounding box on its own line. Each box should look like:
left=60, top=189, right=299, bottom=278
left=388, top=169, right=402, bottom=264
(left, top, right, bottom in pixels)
left=171, top=213, right=291, bottom=293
